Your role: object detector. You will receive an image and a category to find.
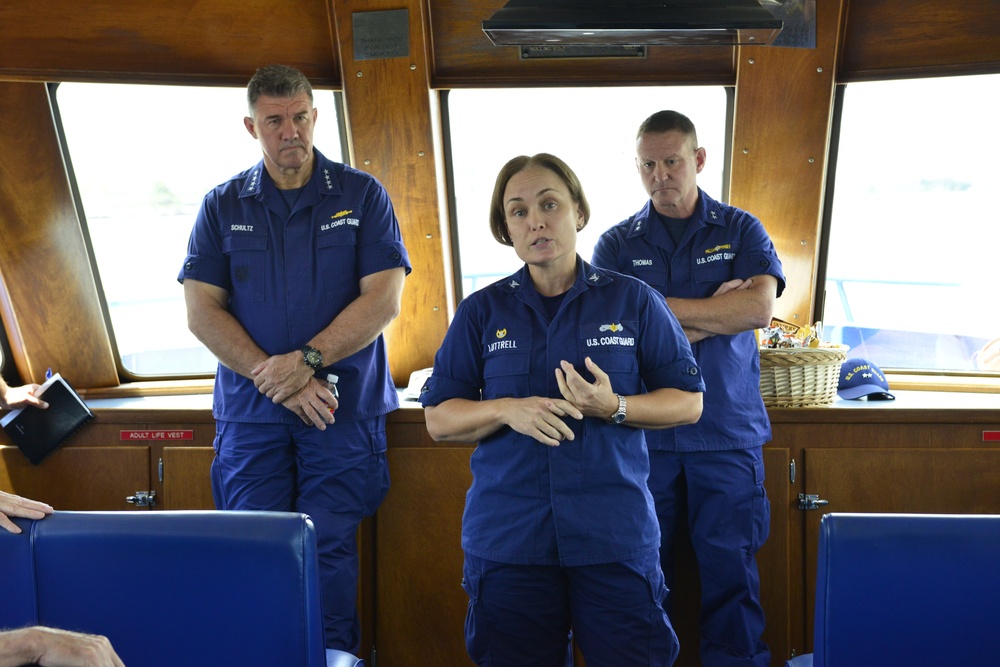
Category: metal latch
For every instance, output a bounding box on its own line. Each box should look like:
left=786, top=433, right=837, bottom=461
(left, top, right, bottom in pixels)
left=126, top=491, right=157, bottom=507
left=798, top=493, right=829, bottom=510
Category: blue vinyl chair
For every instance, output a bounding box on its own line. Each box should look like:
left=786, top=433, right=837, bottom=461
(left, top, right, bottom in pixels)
left=1, top=510, right=361, bottom=667
left=787, top=512, right=1000, bottom=667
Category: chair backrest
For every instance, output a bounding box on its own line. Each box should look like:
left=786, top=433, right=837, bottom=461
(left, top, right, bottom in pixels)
left=812, top=512, right=1000, bottom=667
left=1, top=510, right=326, bottom=667
left=0, top=514, right=36, bottom=629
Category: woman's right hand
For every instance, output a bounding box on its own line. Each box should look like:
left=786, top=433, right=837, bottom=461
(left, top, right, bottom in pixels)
left=502, top=396, right=582, bottom=447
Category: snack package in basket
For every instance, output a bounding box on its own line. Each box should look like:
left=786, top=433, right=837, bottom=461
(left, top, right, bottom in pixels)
left=758, top=319, right=848, bottom=407
left=758, top=317, right=826, bottom=349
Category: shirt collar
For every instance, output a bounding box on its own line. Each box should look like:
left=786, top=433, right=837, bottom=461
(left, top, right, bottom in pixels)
left=238, top=148, right=344, bottom=199
left=500, top=256, right=614, bottom=295
left=628, top=188, right=726, bottom=234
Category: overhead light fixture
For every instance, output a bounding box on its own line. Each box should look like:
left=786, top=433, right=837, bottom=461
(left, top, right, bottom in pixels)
left=482, top=0, right=783, bottom=47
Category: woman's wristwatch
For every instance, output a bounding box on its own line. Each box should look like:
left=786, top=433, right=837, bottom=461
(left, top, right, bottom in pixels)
left=608, top=394, right=627, bottom=424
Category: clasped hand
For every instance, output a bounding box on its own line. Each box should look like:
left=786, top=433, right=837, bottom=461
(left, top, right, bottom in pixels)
left=251, top=353, right=337, bottom=429
left=251, top=351, right=311, bottom=402
left=506, top=357, right=617, bottom=448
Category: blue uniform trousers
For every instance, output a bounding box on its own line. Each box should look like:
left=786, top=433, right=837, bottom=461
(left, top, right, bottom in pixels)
left=210, top=418, right=389, bottom=653
left=649, top=448, right=770, bottom=667
left=462, top=551, right=679, bottom=667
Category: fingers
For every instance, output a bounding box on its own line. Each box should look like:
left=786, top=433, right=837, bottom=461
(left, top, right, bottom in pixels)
left=295, top=396, right=334, bottom=429
left=282, top=381, right=336, bottom=430
left=19, top=626, right=124, bottom=667
left=555, top=358, right=617, bottom=420
left=556, top=361, right=585, bottom=403
left=0, top=491, right=54, bottom=533
left=0, top=513, right=21, bottom=534
left=532, top=403, right=579, bottom=446
left=712, top=277, right=751, bottom=296
left=252, top=353, right=310, bottom=403
left=505, top=396, right=581, bottom=447
left=560, top=357, right=609, bottom=390
left=1, top=384, right=48, bottom=410
left=583, top=356, right=608, bottom=383
left=554, top=367, right=574, bottom=403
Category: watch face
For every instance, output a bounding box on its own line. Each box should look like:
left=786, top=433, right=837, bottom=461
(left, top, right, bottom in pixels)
left=613, top=411, right=626, bottom=424
left=303, top=346, right=323, bottom=370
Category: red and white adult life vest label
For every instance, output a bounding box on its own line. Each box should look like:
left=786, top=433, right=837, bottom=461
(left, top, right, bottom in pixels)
left=120, top=430, right=194, bottom=441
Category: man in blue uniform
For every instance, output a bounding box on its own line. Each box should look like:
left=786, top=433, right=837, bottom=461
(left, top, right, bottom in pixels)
left=422, top=153, right=704, bottom=666
left=178, top=64, right=410, bottom=665
left=592, top=110, right=785, bottom=667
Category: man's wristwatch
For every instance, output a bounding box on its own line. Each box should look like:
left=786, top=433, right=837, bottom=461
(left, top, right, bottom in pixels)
left=301, top=345, right=323, bottom=371
left=608, top=394, right=627, bottom=424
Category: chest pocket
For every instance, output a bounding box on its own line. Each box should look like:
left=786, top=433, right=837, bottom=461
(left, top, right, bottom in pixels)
left=317, top=216, right=360, bottom=299
left=692, top=252, right=736, bottom=287
left=223, top=233, right=268, bottom=303
left=580, top=322, right=640, bottom=396
left=482, top=336, right=531, bottom=400
left=633, top=265, right=667, bottom=289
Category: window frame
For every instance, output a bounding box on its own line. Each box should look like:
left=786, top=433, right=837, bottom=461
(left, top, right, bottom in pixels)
left=816, top=79, right=1000, bottom=389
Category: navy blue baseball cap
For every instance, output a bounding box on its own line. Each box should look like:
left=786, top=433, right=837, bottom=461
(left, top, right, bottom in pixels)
left=838, top=358, right=895, bottom=400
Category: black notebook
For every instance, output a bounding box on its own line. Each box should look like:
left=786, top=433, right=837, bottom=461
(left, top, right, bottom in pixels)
left=1, top=373, right=93, bottom=464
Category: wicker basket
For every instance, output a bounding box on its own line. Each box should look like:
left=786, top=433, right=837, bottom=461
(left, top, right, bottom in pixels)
left=759, top=345, right=848, bottom=408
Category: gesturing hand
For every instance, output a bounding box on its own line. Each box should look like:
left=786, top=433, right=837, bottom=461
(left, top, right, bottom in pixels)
left=554, top=357, right=618, bottom=420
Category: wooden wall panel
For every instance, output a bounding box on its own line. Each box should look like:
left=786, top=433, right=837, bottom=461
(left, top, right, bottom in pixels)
left=375, top=445, right=473, bottom=666
left=0, top=445, right=149, bottom=510
left=728, top=0, right=848, bottom=327
left=0, top=0, right=341, bottom=86
left=0, top=82, right=119, bottom=388
left=161, top=447, right=216, bottom=510
left=839, top=0, right=1000, bottom=82
left=331, top=0, right=452, bottom=384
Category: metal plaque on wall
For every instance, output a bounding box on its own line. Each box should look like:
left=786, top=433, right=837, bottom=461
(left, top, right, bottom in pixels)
left=353, top=9, right=410, bottom=61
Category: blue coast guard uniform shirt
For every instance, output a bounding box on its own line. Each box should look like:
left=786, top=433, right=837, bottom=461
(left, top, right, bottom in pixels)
left=420, top=257, right=705, bottom=567
left=178, top=149, right=411, bottom=425
left=592, top=188, right=785, bottom=452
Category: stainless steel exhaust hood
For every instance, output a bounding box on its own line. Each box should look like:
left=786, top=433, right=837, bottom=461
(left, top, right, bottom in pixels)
left=482, top=0, right=783, bottom=47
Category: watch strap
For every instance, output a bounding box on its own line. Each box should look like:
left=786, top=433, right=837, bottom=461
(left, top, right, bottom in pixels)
left=608, top=393, right=627, bottom=424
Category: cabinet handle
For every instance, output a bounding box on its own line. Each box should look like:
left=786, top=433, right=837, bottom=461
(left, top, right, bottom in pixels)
left=798, top=493, right=829, bottom=510
left=125, top=491, right=157, bottom=507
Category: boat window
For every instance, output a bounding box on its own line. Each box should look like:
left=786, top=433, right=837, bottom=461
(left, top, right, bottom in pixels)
left=444, top=86, right=731, bottom=297
left=822, top=74, right=1000, bottom=373
left=53, top=83, right=345, bottom=378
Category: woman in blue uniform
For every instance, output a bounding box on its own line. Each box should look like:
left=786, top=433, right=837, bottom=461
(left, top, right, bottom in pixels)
left=420, top=153, right=705, bottom=667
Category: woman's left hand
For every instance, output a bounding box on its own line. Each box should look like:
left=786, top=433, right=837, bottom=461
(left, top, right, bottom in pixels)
left=555, top=357, right=619, bottom=420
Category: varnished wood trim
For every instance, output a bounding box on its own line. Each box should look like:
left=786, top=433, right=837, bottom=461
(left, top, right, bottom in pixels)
left=0, top=82, right=119, bottom=388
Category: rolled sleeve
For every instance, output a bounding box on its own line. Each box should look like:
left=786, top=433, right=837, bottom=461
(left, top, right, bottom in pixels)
left=177, top=253, right=230, bottom=288
left=177, top=193, right=232, bottom=289
left=419, top=373, right=480, bottom=407
left=420, top=299, right=485, bottom=407
left=645, top=356, right=706, bottom=394
left=359, top=239, right=412, bottom=277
